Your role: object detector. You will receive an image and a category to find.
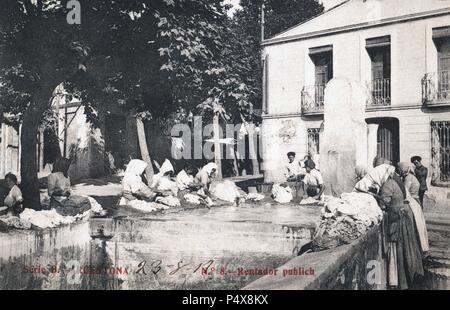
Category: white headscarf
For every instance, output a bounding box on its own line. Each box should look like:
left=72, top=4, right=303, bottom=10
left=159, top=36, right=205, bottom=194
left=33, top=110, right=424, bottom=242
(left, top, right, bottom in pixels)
left=195, top=162, right=218, bottom=187
left=176, top=170, right=194, bottom=191
left=122, top=160, right=148, bottom=194
left=151, top=159, right=175, bottom=188
left=354, top=164, right=396, bottom=193
left=202, top=163, right=218, bottom=177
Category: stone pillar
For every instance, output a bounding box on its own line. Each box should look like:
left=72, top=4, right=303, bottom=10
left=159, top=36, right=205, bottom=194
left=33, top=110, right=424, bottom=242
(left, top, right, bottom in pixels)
left=320, top=78, right=368, bottom=196
left=367, top=123, right=379, bottom=169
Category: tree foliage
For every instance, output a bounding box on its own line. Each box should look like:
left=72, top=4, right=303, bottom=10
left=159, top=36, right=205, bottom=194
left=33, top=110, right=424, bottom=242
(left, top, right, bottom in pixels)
left=231, top=0, right=324, bottom=114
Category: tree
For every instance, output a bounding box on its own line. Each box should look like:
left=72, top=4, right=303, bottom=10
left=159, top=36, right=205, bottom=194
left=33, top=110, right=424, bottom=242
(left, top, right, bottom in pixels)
left=231, top=0, right=324, bottom=110
left=0, top=0, right=246, bottom=207
left=227, top=0, right=324, bottom=175
left=0, top=0, right=91, bottom=209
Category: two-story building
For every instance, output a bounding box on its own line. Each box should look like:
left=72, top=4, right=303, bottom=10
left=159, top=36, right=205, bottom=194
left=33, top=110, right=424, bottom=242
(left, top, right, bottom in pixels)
left=261, top=0, right=450, bottom=197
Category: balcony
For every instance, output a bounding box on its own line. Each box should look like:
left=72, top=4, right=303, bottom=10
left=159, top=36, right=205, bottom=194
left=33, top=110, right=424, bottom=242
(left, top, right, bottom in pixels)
left=367, top=78, right=391, bottom=108
left=301, top=85, right=325, bottom=115
left=422, top=71, right=450, bottom=107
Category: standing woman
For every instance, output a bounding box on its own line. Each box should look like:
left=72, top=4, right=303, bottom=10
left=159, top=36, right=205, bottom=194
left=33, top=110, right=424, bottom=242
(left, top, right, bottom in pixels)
left=398, top=162, right=429, bottom=254
left=379, top=168, right=424, bottom=289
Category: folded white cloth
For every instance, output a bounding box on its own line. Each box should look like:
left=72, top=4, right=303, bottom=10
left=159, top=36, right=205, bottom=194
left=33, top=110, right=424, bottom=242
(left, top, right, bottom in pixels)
left=272, top=184, right=293, bottom=204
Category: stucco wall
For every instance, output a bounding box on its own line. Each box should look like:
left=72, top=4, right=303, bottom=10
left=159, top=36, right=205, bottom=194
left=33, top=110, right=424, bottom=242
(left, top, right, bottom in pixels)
left=261, top=10, right=450, bottom=182
left=262, top=116, right=322, bottom=182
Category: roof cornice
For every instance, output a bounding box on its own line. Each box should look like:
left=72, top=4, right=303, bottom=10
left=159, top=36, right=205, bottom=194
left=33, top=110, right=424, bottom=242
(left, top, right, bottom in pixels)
left=262, top=7, right=450, bottom=47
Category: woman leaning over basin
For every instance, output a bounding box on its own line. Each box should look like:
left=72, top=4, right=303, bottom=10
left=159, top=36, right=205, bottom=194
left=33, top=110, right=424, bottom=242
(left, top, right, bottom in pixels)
left=47, top=157, right=92, bottom=216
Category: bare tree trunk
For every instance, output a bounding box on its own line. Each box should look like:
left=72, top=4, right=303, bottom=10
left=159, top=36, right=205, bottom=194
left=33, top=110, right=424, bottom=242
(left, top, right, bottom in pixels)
left=213, top=113, right=222, bottom=179
left=136, top=117, right=154, bottom=184
left=20, top=97, right=48, bottom=210
left=230, top=144, right=239, bottom=176
left=0, top=105, right=3, bottom=127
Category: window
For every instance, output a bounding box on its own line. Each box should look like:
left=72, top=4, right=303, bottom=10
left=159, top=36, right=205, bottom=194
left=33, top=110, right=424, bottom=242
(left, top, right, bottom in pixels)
left=424, top=27, right=450, bottom=104
left=437, top=40, right=450, bottom=100
left=431, top=121, right=450, bottom=183
left=367, top=36, right=391, bottom=106
left=307, top=128, right=321, bottom=156
left=309, top=45, right=333, bottom=106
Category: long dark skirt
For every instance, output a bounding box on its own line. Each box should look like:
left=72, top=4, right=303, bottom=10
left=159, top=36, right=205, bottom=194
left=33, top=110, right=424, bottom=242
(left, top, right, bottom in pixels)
left=386, top=203, right=424, bottom=289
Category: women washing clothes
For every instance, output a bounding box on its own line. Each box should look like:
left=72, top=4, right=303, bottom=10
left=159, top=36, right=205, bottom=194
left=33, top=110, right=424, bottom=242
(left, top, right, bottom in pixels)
left=195, top=162, right=219, bottom=194
left=175, top=164, right=212, bottom=207
left=302, top=159, right=325, bottom=200
left=47, top=157, right=91, bottom=216
left=176, top=164, right=198, bottom=192
left=120, top=159, right=158, bottom=206
left=151, top=159, right=178, bottom=196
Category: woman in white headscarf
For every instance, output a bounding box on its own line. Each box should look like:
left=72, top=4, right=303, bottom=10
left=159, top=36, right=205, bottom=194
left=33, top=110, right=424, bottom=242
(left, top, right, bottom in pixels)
left=151, top=159, right=178, bottom=196
left=121, top=159, right=157, bottom=205
left=354, top=163, right=396, bottom=195
left=399, top=162, right=429, bottom=253
left=195, top=162, right=218, bottom=193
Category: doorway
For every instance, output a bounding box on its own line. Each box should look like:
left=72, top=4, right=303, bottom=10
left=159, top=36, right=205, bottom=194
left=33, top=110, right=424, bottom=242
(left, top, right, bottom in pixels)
left=367, top=118, right=400, bottom=166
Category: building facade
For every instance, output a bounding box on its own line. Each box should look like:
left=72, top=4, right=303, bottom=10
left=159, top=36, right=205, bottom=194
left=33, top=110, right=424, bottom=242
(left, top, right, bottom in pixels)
left=261, top=0, right=450, bottom=194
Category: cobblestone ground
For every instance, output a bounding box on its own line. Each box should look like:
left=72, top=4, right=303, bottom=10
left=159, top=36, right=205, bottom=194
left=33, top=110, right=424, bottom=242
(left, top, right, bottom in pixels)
left=423, top=192, right=450, bottom=290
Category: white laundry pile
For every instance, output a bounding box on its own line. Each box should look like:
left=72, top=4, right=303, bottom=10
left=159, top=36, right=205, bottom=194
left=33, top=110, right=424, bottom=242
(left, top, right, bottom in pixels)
left=312, top=192, right=383, bottom=251
left=272, top=184, right=293, bottom=204
left=184, top=193, right=203, bottom=205
left=19, top=209, right=86, bottom=229
left=182, top=193, right=214, bottom=207
left=246, top=193, right=265, bottom=202
left=156, top=176, right=178, bottom=195
left=126, top=200, right=170, bottom=212
left=155, top=196, right=181, bottom=208
left=15, top=196, right=104, bottom=229
left=210, top=180, right=243, bottom=203
left=299, top=197, right=324, bottom=206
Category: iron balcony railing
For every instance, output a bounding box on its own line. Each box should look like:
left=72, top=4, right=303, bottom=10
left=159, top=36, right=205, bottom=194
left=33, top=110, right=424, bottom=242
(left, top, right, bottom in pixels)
left=301, top=84, right=325, bottom=114
left=422, top=71, right=450, bottom=105
left=431, top=121, right=450, bottom=183
left=367, top=78, right=391, bottom=107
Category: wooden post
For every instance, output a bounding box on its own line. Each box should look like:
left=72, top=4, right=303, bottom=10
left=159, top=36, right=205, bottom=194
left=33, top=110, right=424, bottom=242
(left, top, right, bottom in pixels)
left=136, top=116, right=154, bottom=184
left=213, top=113, right=222, bottom=179
left=248, top=122, right=260, bottom=176
left=261, top=3, right=265, bottom=42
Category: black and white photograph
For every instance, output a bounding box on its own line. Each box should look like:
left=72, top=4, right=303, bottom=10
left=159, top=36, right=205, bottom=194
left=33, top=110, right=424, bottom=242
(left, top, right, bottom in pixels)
left=0, top=0, right=450, bottom=296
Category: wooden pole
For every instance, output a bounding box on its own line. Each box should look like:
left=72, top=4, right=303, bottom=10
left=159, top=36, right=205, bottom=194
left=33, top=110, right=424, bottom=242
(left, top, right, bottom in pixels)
left=213, top=113, right=223, bottom=179
left=261, top=3, right=265, bottom=42
left=136, top=116, right=154, bottom=184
